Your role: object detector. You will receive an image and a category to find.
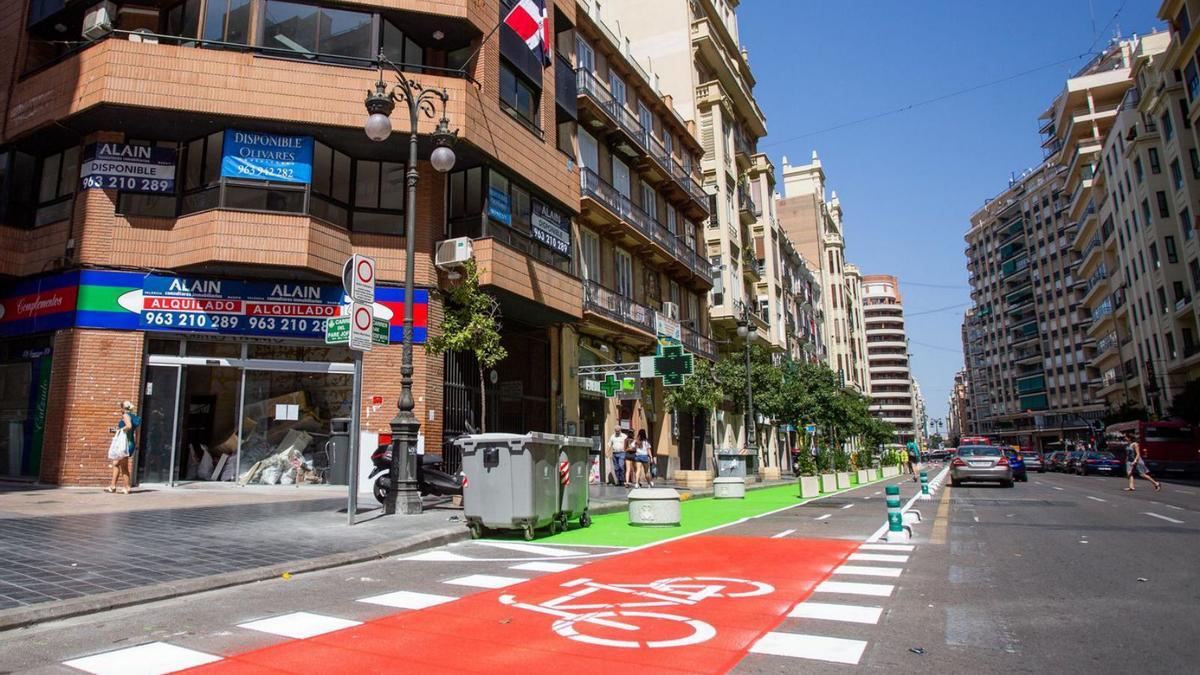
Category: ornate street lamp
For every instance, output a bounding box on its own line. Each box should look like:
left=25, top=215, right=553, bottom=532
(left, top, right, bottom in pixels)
left=364, top=53, right=457, bottom=515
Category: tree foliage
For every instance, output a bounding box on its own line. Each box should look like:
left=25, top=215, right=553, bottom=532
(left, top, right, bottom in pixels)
left=1105, top=401, right=1149, bottom=426
left=425, top=260, right=507, bottom=432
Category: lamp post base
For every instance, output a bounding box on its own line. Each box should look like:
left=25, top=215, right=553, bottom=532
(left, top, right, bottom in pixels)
left=395, top=485, right=423, bottom=514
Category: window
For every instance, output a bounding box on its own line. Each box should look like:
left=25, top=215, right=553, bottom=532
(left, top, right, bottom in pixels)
left=1151, top=242, right=1161, bottom=269
left=499, top=60, right=540, bottom=128
left=1182, top=207, right=1194, bottom=241
left=615, top=248, right=633, bottom=298
left=1172, top=158, right=1184, bottom=190
left=261, top=1, right=374, bottom=62
left=381, top=19, right=425, bottom=69
left=1158, top=286, right=1168, bottom=313
left=666, top=206, right=677, bottom=236
left=1143, top=198, right=1153, bottom=224
left=575, top=36, right=594, bottom=72
left=1175, top=280, right=1188, bottom=304
left=1192, top=150, right=1200, bottom=180
left=1191, top=259, right=1200, bottom=291
left=1162, top=112, right=1175, bottom=141
left=580, top=228, right=600, bottom=282
left=117, top=140, right=181, bottom=218
left=612, top=157, right=631, bottom=197
left=1158, top=191, right=1171, bottom=218
left=640, top=180, right=657, bottom=219
left=608, top=71, right=627, bottom=110
left=1183, top=98, right=1193, bottom=128
left=164, top=0, right=202, bottom=41
left=1167, top=236, right=1179, bottom=263
left=1135, top=156, right=1144, bottom=183
left=33, top=147, right=78, bottom=227
left=202, top=0, right=251, bottom=44
left=578, top=129, right=598, bottom=171
left=1150, top=148, right=1162, bottom=174
left=351, top=160, right=405, bottom=233
left=446, top=166, right=483, bottom=237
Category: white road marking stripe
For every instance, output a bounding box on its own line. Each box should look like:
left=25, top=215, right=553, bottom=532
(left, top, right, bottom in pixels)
left=474, top=542, right=580, bottom=558
left=359, top=590, right=456, bottom=610
left=789, top=601, right=883, bottom=624
left=403, top=550, right=473, bottom=562
left=1086, top=496, right=1107, bottom=502
left=64, top=643, right=221, bottom=675
left=237, top=612, right=360, bottom=639
left=835, top=565, right=903, bottom=578
left=848, top=552, right=909, bottom=563
left=873, top=491, right=881, bottom=495
left=750, top=632, right=867, bottom=664
left=815, top=581, right=895, bottom=597
left=841, top=503, right=855, bottom=509
left=509, top=561, right=580, bottom=573
left=443, top=574, right=525, bottom=589
left=1053, top=487, right=1065, bottom=491
left=1144, top=512, right=1185, bottom=524
left=1034, top=481, right=1043, bottom=485
left=1166, top=505, right=1184, bottom=511
left=815, top=514, right=831, bottom=520
left=973, top=516, right=979, bottom=522
left=771, top=529, right=797, bottom=538
left=859, top=543, right=914, bottom=552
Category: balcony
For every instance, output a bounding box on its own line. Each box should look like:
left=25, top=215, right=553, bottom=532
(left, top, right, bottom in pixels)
left=681, top=323, right=719, bottom=362
left=1001, top=256, right=1030, bottom=281
left=582, top=280, right=655, bottom=338
left=737, top=185, right=759, bottom=224
left=998, top=219, right=1025, bottom=246
left=579, top=168, right=713, bottom=287
left=1079, top=234, right=1103, bottom=269
left=672, top=157, right=710, bottom=211
left=575, top=68, right=647, bottom=160
left=690, top=21, right=767, bottom=136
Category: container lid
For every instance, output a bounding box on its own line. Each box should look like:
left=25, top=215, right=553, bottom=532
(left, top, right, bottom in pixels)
left=560, top=436, right=593, bottom=448
left=627, top=487, right=680, bottom=499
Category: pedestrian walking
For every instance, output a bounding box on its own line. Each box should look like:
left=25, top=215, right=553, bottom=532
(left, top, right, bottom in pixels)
left=607, top=428, right=627, bottom=486
left=1122, top=430, right=1161, bottom=492
left=905, top=439, right=920, bottom=481
left=633, top=429, right=654, bottom=488
left=106, top=401, right=140, bottom=495
left=623, top=430, right=637, bottom=488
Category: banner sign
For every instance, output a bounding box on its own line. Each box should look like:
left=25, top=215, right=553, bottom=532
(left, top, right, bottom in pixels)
left=221, top=130, right=313, bottom=184
left=488, top=186, right=512, bottom=225
left=531, top=199, right=571, bottom=256
left=80, top=143, right=177, bottom=193
left=2, top=270, right=426, bottom=343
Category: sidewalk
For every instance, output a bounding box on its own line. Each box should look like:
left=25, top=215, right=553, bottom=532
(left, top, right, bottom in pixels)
left=0, top=476, right=795, bottom=630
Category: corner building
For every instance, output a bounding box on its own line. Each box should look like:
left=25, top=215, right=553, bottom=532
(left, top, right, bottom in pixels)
left=0, top=0, right=584, bottom=485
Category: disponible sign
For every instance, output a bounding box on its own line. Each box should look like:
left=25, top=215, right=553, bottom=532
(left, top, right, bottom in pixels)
left=80, top=143, right=177, bottom=193
left=221, top=130, right=313, bottom=184
left=531, top=199, right=570, bottom=256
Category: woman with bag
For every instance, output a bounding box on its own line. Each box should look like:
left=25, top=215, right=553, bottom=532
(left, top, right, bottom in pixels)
left=633, top=429, right=654, bottom=488
left=106, top=401, right=140, bottom=494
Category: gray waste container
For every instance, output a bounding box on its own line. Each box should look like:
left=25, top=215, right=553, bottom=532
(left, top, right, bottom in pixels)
left=716, top=452, right=749, bottom=478
left=325, top=418, right=351, bottom=485
left=558, top=436, right=593, bottom=529
left=458, top=432, right=563, bottom=540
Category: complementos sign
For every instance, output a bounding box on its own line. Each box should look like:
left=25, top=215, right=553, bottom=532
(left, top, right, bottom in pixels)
left=220, top=130, right=313, bottom=184
left=80, top=143, right=177, bottom=193
left=0, top=271, right=427, bottom=343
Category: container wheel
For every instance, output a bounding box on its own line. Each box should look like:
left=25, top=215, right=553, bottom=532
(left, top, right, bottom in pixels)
left=522, top=524, right=535, bottom=541
left=548, top=519, right=559, bottom=536
left=468, top=523, right=483, bottom=539
left=580, top=512, right=592, bottom=528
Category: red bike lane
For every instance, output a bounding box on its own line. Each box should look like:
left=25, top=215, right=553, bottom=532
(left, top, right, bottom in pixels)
left=182, top=535, right=858, bottom=675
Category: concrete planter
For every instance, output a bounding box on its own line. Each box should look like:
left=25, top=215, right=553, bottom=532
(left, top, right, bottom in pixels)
left=798, top=475, right=821, bottom=498
left=673, top=470, right=713, bottom=490
left=883, top=465, right=901, bottom=478
left=760, top=466, right=781, bottom=481
left=819, top=473, right=838, bottom=493
left=713, top=477, right=746, bottom=499
left=836, top=471, right=852, bottom=489
left=857, top=469, right=872, bottom=484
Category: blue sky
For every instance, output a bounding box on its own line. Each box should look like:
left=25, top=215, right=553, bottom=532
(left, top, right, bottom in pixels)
left=740, top=0, right=1163, bottom=428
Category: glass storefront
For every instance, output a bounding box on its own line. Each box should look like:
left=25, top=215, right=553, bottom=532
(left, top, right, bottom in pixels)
left=139, top=338, right=353, bottom=486
left=0, top=336, right=53, bottom=479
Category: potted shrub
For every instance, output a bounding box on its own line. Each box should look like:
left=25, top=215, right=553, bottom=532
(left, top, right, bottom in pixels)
left=855, top=450, right=873, bottom=484
left=796, top=450, right=820, bottom=498
left=817, top=447, right=837, bottom=493
left=835, top=450, right=852, bottom=489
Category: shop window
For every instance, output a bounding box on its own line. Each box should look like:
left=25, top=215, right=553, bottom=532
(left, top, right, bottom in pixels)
left=202, top=0, right=252, bottom=44
left=33, top=147, right=78, bottom=227
left=500, top=59, right=541, bottom=132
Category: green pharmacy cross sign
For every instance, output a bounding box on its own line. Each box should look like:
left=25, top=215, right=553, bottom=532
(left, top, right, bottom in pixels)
left=599, top=373, right=637, bottom=398
left=653, top=345, right=694, bottom=387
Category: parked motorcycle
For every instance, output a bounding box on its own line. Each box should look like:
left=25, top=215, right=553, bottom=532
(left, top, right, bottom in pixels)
left=370, top=443, right=464, bottom=504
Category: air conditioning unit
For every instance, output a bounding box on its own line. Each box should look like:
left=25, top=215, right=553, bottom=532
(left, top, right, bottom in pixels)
left=662, top=302, right=680, bottom=319
left=435, top=237, right=474, bottom=270
left=82, top=1, right=116, bottom=41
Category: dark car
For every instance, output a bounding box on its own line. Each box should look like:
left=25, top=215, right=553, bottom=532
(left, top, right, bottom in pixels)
left=1046, top=451, right=1069, bottom=472
left=1019, top=451, right=1045, bottom=473
left=1064, top=450, right=1086, bottom=474
left=1006, top=451, right=1028, bottom=482
left=1076, top=451, right=1123, bottom=476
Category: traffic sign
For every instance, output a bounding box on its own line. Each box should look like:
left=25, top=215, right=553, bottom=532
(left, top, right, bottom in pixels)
left=804, top=424, right=816, bottom=434
left=349, top=302, right=373, bottom=352
left=326, top=315, right=389, bottom=346
left=343, top=254, right=376, bottom=305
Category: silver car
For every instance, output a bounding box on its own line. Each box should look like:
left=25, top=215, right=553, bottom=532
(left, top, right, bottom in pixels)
left=950, top=445, right=1014, bottom=488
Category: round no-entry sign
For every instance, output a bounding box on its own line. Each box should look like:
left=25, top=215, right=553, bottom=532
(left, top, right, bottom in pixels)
left=356, top=257, right=374, bottom=284
left=354, top=305, right=373, bottom=331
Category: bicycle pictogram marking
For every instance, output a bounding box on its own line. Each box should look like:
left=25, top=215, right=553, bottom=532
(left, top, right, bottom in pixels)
left=498, top=576, right=774, bottom=649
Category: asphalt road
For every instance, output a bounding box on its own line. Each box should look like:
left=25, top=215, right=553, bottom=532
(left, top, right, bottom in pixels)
left=2, top=467, right=1197, bottom=673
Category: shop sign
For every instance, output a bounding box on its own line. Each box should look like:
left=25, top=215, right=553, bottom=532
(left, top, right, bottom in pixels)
left=0, top=272, right=80, bottom=337
left=531, top=199, right=570, bottom=256
left=80, top=143, right=177, bottom=193
left=488, top=186, right=511, bottom=225
left=654, top=312, right=681, bottom=342
left=220, top=130, right=313, bottom=184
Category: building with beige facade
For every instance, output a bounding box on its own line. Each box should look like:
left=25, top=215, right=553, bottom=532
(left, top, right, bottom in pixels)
left=862, top=274, right=919, bottom=444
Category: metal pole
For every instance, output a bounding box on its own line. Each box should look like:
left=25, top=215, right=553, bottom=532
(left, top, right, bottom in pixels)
left=385, top=94, right=424, bottom=516
left=745, top=317, right=757, bottom=459
left=348, top=351, right=363, bottom=524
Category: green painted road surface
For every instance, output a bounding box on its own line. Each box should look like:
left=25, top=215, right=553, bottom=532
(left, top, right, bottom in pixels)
left=485, top=479, right=886, bottom=547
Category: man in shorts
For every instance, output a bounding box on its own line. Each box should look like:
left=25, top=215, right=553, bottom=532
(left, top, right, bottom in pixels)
left=1123, top=430, right=1161, bottom=492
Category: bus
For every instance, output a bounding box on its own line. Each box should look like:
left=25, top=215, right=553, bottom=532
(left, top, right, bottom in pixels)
left=1104, top=420, right=1200, bottom=476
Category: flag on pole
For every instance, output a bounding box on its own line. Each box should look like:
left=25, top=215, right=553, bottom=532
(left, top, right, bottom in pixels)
left=503, top=0, right=551, bottom=68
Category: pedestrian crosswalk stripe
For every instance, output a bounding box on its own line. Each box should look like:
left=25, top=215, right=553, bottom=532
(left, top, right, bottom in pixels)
left=64, top=642, right=221, bottom=675
left=509, top=561, right=580, bottom=572
left=788, top=601, right=883, bottom=624
left=442, top=574, right=525, bottom=589
left=848, top=552, right=909, bottom=563
left=750, top=631, right=868, bottom=664
left=237, top=612, right=361, bottom=639
left=815, top=580, right=895, bottom=597
left=859, top=543, right=914, bottom=552
left=475, top=541, right=580, bottom=557
left=835, top=565, right=903, bottom=578
left=402, top=550, right=473, bottom=562
left=358, top=590, right=456, bottom=610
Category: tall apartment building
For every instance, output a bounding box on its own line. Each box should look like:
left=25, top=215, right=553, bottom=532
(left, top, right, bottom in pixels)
left=0, top=0, right=590, bottom=485
left=605, top=0, right=798, bottom=471
left=947, top=370, right=969, bottom=442
left=568, top=0, right=715, bottom=477
left=862, top=275, right=918, bottom=444
left=777, top=153, right=870, bottom=392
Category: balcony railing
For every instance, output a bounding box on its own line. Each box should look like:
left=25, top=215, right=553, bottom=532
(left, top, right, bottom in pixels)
left=583, top=280, right=654, bottom=335
left=576, top=68, right=646, bottom=152
left=1096, top=331, right=1120, bottom=355
left=1080, top=234, right=1102, bottom=263
left=681, top=323, right=718, bottom=361
left=737, top=184, right=759, bottom=217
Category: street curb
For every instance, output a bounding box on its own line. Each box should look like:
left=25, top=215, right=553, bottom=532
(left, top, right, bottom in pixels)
left=0, top=477, right=796, bottom=633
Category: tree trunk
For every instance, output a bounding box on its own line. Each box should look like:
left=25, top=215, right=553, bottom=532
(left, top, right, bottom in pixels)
left=477, top=361, right=487, bottom=433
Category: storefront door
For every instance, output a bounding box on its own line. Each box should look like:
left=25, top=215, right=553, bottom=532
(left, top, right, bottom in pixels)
left=139, top=365, right=181, bottom=484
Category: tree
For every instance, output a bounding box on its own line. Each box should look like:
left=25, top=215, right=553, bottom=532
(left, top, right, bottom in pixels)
left=1104, top=401, right=1149, bottom=426
left=664, top=358, right=723, bottom=470
left=1168, top=379, right=1200, bottom=424
left=425, top=261, right=507, bottom=432
left=929, top=433, right=944, bottom=448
